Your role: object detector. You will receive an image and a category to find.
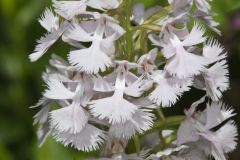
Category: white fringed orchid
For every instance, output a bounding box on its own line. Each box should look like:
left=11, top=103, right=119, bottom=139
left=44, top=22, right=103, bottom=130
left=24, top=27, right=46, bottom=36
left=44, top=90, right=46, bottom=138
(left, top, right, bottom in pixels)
left=30, top=0, right=237, bottom=158
left=193, top=38, right=229, bottom=101
left=148, top=70, right=191, bottom=107
left=67, top=23, right=114, bottom=74
left=159, top=24, right=209, bottom=78
left=203, top=60, right=229, bottom=101
left=89, top=62, right=141, bottom=124
left=177, top=99, right=238, bottom=160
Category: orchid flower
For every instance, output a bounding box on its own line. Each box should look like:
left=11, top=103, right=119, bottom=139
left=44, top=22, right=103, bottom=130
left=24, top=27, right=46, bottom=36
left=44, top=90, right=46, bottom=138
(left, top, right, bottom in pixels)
left=30, top=0, right=237, bottom=158
left=177, top=98, right=238, bottom=160
left=194, top=39, right=229, bottom=101
left=89, top=61, right=148, bottom=124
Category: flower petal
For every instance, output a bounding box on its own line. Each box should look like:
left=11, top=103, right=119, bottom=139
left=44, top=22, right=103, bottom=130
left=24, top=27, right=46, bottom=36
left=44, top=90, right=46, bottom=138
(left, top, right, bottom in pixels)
left=50, top=103, right=88, bottom=134
left=149, top=71, right=186, bottom=107
left=165, top=47, right=208, bottom=78
left=92, top=75, right=114, bottom=92
left=204, top=60, right=229, bottom=101
left=53, top=124, right=106, bottom=152
left=215, top=120, right=238, bottom=153
left=177, top=119, right=199, bottom=146
left=44, top=78, right=75, bottom=100
left=29, top=24, right=67, bottom=62
left=37, top=122, right=52, bottom=147
left=53, top=0, right=87, bottom=20
left=205, top=102, right=236, bottom=129
left=68, top=41, right=112, bottom=74
left=90, top=94, right=138, bottom=124
left=125, top=76, right=152, bottom=97
left=182, top=22, right=206, bottom=46
left=39, top=8, right=59, bottom=32
left=203, top=38, right=226, bottom=63
left=87, top=0, right=120, bottom=10
left=65, top=24, right=93, bottom=42
left=195, top=0, right=211, bottom=13
left=109, top=109, right=154, bottom=139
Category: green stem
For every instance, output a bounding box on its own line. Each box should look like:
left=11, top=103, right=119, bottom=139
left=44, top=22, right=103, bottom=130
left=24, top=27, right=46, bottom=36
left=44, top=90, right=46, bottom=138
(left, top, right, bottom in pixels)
left=124, top=0, right=133, bottom=61
left=159, top=130, right=166, bottom=148
left=156, top=107, right=165, bottom=120
left=133, top=135, right=141, bottom=156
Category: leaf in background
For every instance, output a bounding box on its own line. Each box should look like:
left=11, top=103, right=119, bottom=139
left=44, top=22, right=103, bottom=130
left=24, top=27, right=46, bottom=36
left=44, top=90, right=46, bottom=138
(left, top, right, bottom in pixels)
left=34, top=137, right=98, bottom=160
left=0, top=141, right=13, bottom=160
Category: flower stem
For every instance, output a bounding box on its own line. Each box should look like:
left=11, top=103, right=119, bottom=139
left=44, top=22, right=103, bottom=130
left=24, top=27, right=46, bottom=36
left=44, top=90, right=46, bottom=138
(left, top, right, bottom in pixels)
left=156, top=107, right=165, bottom=120
left=133, top=135, right=141, bottom=156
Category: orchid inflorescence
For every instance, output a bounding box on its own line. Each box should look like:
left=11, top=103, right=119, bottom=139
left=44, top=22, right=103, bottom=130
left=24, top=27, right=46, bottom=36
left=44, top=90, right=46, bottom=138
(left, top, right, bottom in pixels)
left=30, top=0, right=238, bottom=159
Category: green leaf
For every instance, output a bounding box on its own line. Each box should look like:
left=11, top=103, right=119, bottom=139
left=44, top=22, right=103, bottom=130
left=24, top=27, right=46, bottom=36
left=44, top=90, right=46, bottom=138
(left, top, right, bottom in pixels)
left=0, top=141, right=13, bottom=160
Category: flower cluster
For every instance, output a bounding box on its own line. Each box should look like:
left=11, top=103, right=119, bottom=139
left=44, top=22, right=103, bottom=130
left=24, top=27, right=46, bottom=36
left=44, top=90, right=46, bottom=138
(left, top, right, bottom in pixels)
left=30, top=0, right=238, bottom=159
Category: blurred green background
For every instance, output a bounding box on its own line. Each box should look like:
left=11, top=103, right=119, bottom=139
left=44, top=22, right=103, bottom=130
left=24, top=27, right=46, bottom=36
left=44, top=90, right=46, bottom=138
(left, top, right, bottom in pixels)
left=0, top=0, right=239, bottom=159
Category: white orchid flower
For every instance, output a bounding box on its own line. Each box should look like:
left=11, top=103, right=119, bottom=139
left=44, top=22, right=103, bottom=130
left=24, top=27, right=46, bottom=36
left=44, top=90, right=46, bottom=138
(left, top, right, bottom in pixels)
left=90, top=61, right=151, bottom=124
left=161, top=23, right=209, bottom=78
left=177, top=99, right=238, bottom=160
left=67, top=22, right=116, bottom=74
left=149, top=70, right=192, bottom=107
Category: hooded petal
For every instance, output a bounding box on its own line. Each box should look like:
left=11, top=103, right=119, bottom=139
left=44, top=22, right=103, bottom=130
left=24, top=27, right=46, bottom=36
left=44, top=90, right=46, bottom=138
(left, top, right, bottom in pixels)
left=92, top=75, right=114, bottom=92
left=65, top=24, right=93, bottom=42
